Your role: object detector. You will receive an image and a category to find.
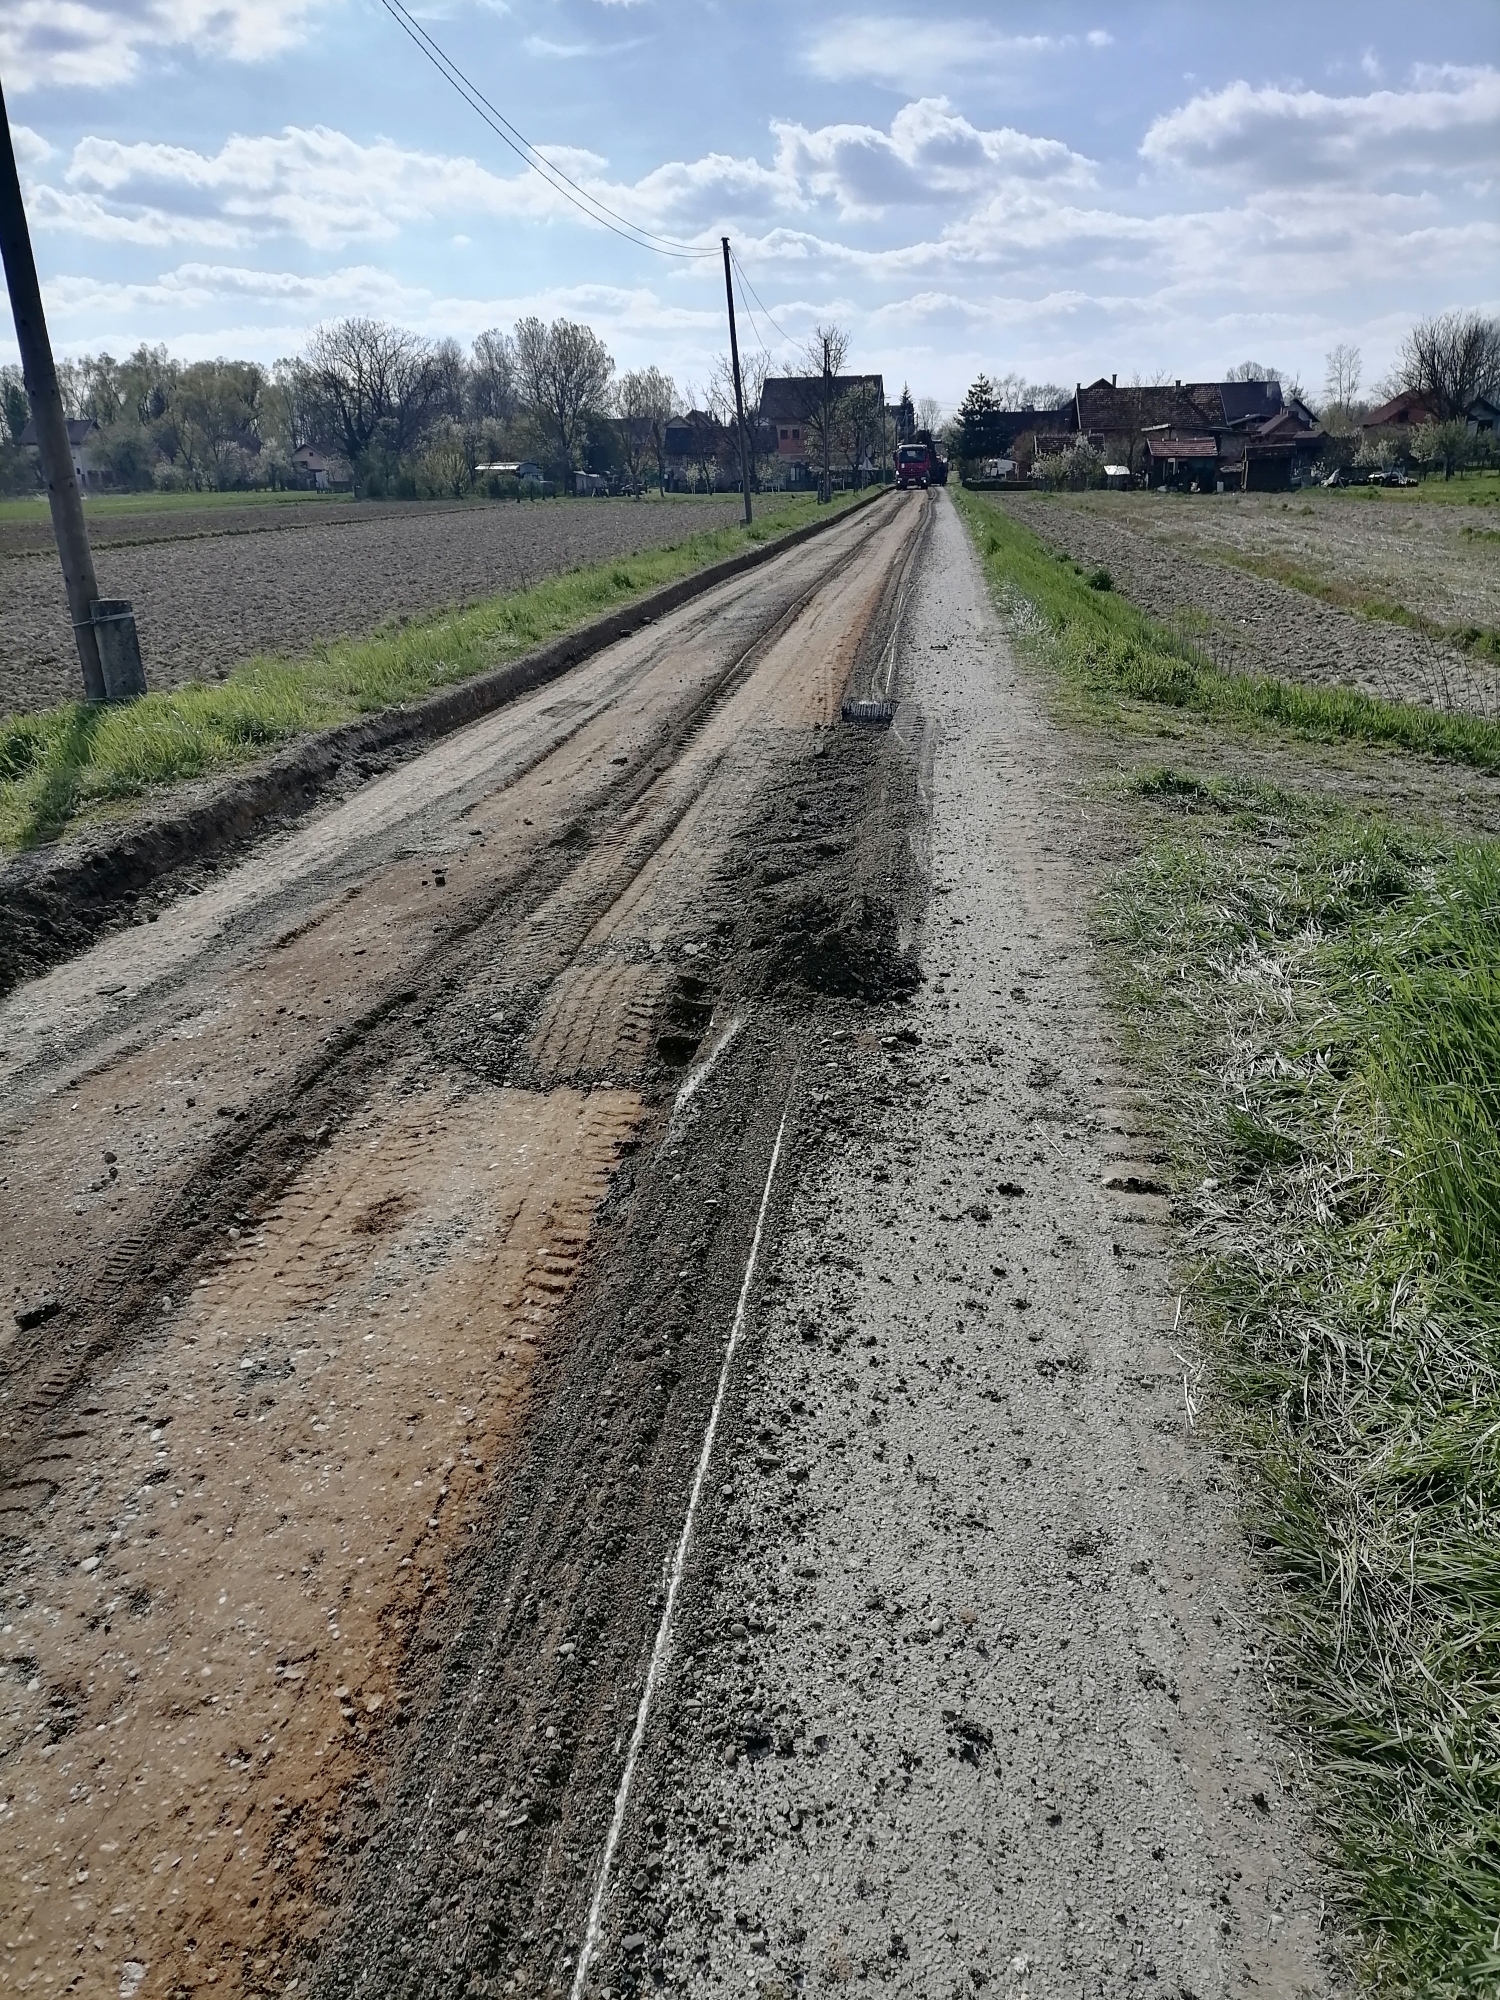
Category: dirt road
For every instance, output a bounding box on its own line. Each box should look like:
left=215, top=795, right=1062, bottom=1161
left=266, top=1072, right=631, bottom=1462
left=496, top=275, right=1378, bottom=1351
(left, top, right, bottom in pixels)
left=0, top=491, right=1326, bottom=1998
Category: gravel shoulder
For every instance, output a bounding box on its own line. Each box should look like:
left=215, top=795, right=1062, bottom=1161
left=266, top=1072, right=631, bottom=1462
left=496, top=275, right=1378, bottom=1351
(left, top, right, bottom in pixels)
left=0, top=496, right=771, bottom=715
left=594, top=495, right=1331, bottom=1996
left=1000, top=492, right=1500, bottom=716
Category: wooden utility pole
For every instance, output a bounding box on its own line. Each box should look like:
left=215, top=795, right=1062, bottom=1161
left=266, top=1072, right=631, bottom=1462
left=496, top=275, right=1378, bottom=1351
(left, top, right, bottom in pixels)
left=820, top=335, right=832, bottom=505
left=0, top=77, right=144, bottom=701
left=721, top=238, right=752, bottom=527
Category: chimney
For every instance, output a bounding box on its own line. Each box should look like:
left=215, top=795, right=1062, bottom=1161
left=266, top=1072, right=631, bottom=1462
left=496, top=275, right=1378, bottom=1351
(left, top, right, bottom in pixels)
left=1111, top=373, right=1117, bottom=388
left=1174, top=378, right=1181, bottom=389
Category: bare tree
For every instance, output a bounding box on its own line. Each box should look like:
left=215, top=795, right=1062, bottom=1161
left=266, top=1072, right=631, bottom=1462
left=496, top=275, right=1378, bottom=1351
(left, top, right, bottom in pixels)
left=468, top=329, right=518, bottom=426
left=799, top=323, right=850, bottom=501
left=1398, top=311, right=1500, bottom=420
left=915, top=394, right=943, bottom=432
left=709, top=348, right=772, bottom=486
left=429, top=337, right=468, bottom=422
left=514, top=316, right=614, bottom=470
left=836, top=378, right=886, bottom=487
left=302, top=318, right=442, bottom=467
left=1324, top=343, right=1362, bottom=411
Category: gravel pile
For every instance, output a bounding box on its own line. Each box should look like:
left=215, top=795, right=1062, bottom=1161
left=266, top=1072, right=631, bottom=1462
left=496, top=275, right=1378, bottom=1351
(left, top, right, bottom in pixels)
left=0, top=496, right=761, bottom=715
left=1001, top=493, right=1500, bottom=716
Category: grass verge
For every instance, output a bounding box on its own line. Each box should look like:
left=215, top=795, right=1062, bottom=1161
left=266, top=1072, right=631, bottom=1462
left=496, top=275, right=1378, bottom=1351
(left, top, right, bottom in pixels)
left=1097, top=774, right=1500, bottom=1998
left=954, top=485, right=1500, bottom=770
left=0, top=491, right=863, bottom=852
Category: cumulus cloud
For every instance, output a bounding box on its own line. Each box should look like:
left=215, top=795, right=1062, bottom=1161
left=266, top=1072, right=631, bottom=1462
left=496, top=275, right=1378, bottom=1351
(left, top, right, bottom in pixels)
left=1142, top=65, right=1500, bottom=185
left=0, top=0, right=331, bottom=91
left=48, top=125, right=600, bottom=249
left=773, top=98, right=1093, bottom=219
left=804, top=16, right=1110, bottom=87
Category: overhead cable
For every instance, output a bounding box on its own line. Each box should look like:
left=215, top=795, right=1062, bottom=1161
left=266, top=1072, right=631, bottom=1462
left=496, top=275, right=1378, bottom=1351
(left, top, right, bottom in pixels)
left=730, top=250, right=799, bottom=348
left=377, top=0, right=716, bottom=260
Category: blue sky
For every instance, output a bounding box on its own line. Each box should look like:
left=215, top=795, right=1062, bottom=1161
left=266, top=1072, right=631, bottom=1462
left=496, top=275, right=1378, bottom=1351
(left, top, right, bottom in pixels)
left=4, top=0, right=1498, bottom=410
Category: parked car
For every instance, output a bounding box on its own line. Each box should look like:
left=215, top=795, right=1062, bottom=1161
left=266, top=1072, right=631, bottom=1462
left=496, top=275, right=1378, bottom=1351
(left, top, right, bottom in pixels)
left=1322, top=467, right=1364, bottom=488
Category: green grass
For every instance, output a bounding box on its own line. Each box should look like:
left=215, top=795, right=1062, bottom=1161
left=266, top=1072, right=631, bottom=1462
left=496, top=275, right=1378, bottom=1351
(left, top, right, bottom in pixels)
left=1325, top=469, right=1500, bottom=508
left=1098, top=787, right=1500, bottom=1996
left=0, top=486, right=354, bottom=523
left=954, top=486, right=1500, bottom=769
left=0, top=490, right=865, bottom=851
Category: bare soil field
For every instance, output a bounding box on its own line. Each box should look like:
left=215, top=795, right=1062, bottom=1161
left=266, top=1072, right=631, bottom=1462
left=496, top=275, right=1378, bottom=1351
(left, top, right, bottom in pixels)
left=1000, top=491, right=1500, bottom=715
left=0, top=497, right=769, bottom=716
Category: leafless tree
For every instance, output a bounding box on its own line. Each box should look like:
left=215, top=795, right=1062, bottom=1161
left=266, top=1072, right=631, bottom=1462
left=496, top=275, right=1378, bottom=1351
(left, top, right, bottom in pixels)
left=915, top=394, right=943, bottom=432
left=468, top=329, right=519, bottom=425
left=1398, top=311, right=1500, bottom=420
left=515, top=316, right=614, bottom=469
left=302, top=318, right=443, bottom=466
left=708, top=348, right=771, bottom=486
left=836, top=378, right=886, bottom=487
left=799, top=323, right=850, bottom=500
left=429, top=338, right=468, bottom=422
left=1323, top=343, right=1362, bottom=411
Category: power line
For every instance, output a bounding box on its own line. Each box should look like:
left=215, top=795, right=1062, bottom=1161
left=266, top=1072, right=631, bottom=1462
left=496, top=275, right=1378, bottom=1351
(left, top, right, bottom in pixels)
left=730, top=250, right=799, bottom=348
left=376, top=0, right=717, bottom=261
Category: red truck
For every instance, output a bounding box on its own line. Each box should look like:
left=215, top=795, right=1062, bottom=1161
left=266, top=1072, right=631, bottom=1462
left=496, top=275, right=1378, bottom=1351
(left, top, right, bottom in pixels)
left=896, top=441, right=933, bottom=488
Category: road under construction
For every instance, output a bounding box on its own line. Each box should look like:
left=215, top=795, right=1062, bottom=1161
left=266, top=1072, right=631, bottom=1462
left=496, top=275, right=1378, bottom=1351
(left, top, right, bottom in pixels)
left=0, top=490, right=1329, bottom=1999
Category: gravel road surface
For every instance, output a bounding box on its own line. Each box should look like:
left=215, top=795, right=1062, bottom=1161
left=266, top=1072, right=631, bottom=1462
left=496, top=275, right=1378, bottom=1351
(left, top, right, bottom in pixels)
left=0, top=496, right=762, bottom=714
left=0, top=491, right=1329, bottom=1999
left=1001, top=491, right=1499, bottom=716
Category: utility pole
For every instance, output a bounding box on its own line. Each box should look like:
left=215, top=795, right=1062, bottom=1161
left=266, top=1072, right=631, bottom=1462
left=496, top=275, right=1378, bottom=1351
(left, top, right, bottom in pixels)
left=721, top=238, right=752, bottom=527
left=0, top=77, right=144, bottom=702
left=820, top=335, right=832, bottom=505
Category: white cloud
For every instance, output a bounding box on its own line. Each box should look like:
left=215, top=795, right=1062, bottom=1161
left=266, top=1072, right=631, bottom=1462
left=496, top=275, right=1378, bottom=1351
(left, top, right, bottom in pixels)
left=46, top=125, right=593, bottom=249
left=804, top=16, right=1110, bottom=87
left=11, top=124, right=54, bottom=169
left=0, top=0, right=332, bottom=92
left=1142, top=65, right=1500, bottom=186
left=773, top=98, right=1093, bottom=220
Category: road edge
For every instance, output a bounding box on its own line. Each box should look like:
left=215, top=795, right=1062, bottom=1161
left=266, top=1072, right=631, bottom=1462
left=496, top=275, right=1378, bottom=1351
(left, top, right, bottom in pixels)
left=0, top=489, right=894, bottom=995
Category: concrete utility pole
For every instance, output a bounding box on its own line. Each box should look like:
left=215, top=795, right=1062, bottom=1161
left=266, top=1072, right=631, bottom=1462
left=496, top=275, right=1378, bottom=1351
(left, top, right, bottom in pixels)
left=0, top=77, right=144, bottom=702
left=721, top=238, right=752, bottom=527
left=820, top=335, right=832, bottom=505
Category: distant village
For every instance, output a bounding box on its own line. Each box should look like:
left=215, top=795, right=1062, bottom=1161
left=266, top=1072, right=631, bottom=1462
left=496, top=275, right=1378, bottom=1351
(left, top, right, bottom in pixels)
left=3, top=311, right=1495, bottom=502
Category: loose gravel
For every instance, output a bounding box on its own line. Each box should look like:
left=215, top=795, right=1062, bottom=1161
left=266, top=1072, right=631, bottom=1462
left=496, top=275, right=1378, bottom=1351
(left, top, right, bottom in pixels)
left=601, top=496, right=1331, bottom=1997
left=1000, top=492, right=1500, bottom=717
left=0, top=496, right=765, bottom=715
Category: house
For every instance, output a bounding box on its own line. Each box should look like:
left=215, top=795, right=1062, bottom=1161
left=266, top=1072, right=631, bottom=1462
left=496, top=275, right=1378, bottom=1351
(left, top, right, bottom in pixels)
left=292, top=444, right=351, bottom=490
left=20, top=415, right=107, bottom=489
left=1145, top=434, right=1222, bottom=491
left=1466, top=394, right=1500, bottom=438
left=1065, top=376, right=1323, bottom=489
left=758, top=374, right=886, bottom=486
left=1361, top=387, right=1441, bottom=436
left=662, top=410, right=733, bottom=491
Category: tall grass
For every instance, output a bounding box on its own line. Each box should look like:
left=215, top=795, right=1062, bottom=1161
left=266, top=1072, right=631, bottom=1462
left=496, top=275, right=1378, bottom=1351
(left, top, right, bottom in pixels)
left=954, top=487, right=1500, bottom=769
left=0, top=492, right=856, bottom=851
left=1101, top=784, right=1500, bottom=1996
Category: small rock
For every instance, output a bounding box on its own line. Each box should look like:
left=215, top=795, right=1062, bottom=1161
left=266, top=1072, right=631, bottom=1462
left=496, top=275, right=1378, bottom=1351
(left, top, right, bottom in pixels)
left=621, top=1933, right=647, bottom=1955
left=80, top=1556, right=100, bottom=1574
left=15, top=1296, right=59, bottom=1332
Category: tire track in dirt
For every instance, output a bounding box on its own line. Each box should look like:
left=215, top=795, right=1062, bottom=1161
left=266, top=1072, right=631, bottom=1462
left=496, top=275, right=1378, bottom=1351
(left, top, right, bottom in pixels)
left=0, top=494, right=930, bottom=2000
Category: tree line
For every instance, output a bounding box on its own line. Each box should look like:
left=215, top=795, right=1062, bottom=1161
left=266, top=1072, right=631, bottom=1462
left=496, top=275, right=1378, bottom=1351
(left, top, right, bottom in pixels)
left=0, top=316, right=694, bottom=498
